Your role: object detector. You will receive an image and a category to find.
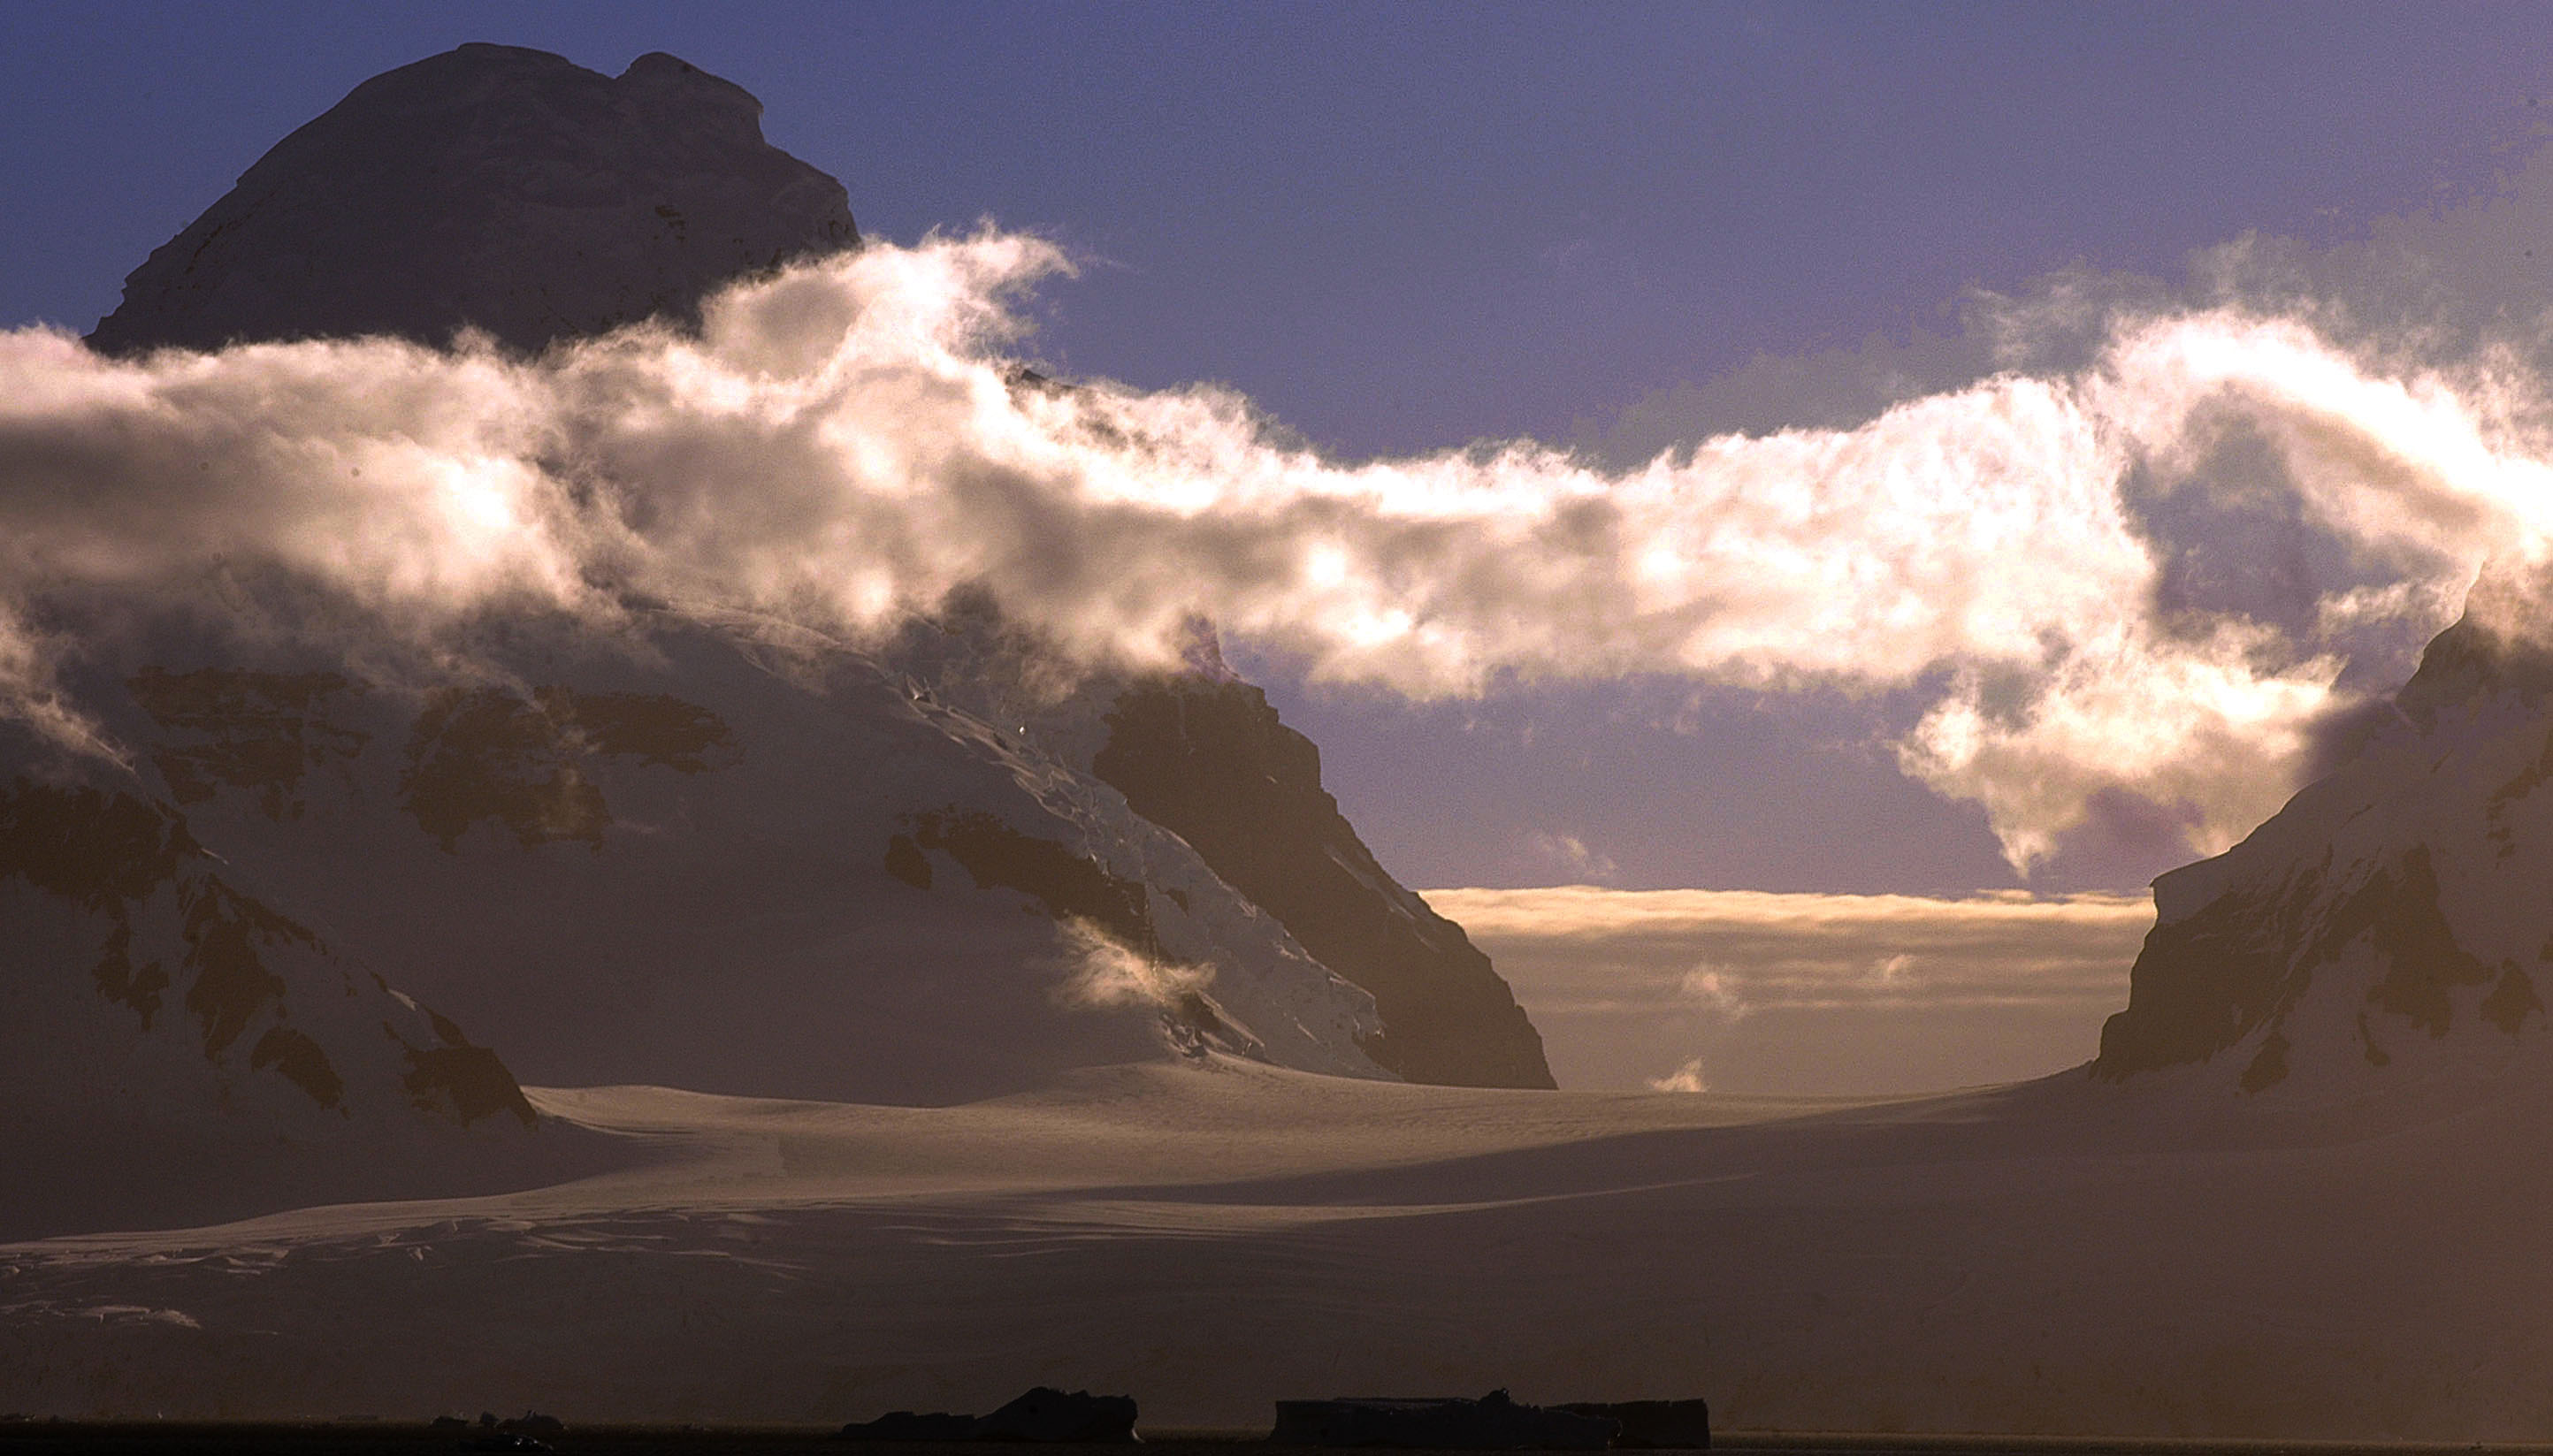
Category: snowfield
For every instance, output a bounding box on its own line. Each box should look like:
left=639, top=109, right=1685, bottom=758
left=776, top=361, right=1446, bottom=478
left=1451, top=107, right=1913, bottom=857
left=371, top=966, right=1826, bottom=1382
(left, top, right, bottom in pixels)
left=9, top=1053, right=2553, bottom=1438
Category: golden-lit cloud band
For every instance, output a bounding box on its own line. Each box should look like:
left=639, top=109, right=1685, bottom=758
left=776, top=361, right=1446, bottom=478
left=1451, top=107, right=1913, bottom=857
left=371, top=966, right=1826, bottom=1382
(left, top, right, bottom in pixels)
left=1427, top=886, right=2154, bottom=1095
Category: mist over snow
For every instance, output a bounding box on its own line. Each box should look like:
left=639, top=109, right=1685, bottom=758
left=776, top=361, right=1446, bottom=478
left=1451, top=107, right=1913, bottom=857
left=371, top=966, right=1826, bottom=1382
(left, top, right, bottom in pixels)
left=1434, top=885, right=2151, bottom=1095
left=6, top=228, right=2553, bottom=871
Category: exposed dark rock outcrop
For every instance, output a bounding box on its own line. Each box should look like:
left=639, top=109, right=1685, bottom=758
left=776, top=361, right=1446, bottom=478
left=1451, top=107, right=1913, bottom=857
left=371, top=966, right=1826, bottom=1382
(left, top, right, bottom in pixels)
left=897, top=806, right=1269, bottom=1063
left=2097, top=816, right=2526, bottom=1089
left=2092, top=865, right=2326, bottom=1079
left=904, top=807, right=1160, bottom=956
left=401, top=1009, right=540, bottom=1130
left=839, top=1387, right=1138, bottom=1444
left=1093, top=678, right=1555, bottom=1089
left=127, top=668, right=370, bottom=820
left=88, top=43, right=857, bottom=356
left=1557, top=1400, right=1710, bottom=1450
left=1270, top=1391, right=1617, bottom=1449
left=2095, top=842, right=2502, bottom=1079
left=400, top=686, right=737, bottom=852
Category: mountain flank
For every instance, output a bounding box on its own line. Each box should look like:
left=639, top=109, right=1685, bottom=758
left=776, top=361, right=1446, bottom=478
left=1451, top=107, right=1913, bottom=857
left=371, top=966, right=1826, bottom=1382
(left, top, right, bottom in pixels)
left=47, top=42, right=1555, bottom=1099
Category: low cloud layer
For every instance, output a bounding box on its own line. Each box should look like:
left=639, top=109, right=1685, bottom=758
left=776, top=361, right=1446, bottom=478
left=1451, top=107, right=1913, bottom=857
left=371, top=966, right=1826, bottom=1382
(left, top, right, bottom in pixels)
left=1430, top=885, right=2152, bottom=1094
left=1, top=230, right=2548, bottom=867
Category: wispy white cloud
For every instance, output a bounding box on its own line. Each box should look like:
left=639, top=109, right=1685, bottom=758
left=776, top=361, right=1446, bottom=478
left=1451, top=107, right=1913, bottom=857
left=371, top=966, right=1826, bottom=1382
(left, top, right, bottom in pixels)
left=1647, top=1057, right=1708, bottom=1094
left=1514, top=831, right=1620, bottom=885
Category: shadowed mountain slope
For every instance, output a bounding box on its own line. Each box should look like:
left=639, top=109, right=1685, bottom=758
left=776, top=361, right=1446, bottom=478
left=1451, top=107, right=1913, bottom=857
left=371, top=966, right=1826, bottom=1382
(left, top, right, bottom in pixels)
left=0, top=738, right=550, bottom=1239
left=47, top=629, right=1387, bottom=1105
left=1094, top=678, right=1554, bottom=1088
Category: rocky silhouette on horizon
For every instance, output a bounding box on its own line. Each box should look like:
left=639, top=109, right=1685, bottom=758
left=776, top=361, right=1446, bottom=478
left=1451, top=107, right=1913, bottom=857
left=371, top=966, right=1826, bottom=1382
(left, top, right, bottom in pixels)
left=839, top=1387, right=1139, bottom=1444
left=1269, top=1391, right=1621, bottom=1450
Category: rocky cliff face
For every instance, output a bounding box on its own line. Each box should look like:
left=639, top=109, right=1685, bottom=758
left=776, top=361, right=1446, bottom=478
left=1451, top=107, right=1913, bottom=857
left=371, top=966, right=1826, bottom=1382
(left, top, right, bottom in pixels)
left=89, top=44, right=856, bottom=356
left=2095, top=571, right=2553, bottom=1094
left=1092, top=678, right=1554, bottom=1088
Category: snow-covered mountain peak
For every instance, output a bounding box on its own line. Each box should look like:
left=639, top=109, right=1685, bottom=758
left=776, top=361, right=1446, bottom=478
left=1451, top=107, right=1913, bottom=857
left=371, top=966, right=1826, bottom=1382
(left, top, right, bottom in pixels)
left=2098, top=561, right=2553, bottom=1096
left=7, top=44, right=1559, bottom=1237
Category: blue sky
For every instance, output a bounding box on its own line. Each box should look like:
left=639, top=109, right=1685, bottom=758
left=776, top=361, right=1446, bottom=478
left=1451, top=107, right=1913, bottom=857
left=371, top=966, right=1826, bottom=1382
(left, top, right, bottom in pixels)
left=8, top=0, right=2550, bottom=896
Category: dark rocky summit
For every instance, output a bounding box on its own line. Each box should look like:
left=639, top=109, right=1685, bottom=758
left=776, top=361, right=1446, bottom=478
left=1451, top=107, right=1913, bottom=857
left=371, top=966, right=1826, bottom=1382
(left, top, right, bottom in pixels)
left=89, top=43, right=856, bottom=355
left=1270, top=1391, right=1618, bottom=1449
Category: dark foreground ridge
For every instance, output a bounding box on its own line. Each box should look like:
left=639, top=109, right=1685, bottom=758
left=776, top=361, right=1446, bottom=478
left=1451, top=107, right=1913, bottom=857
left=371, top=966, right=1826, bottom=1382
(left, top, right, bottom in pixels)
left=7, top=1423, right=2540, bottom=1455
left=1271, top=1391, right=1618, bottom=1450
left=838, top=1389, right=1138, bottom=1445
left=89, top=43, right=857, bottom=355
